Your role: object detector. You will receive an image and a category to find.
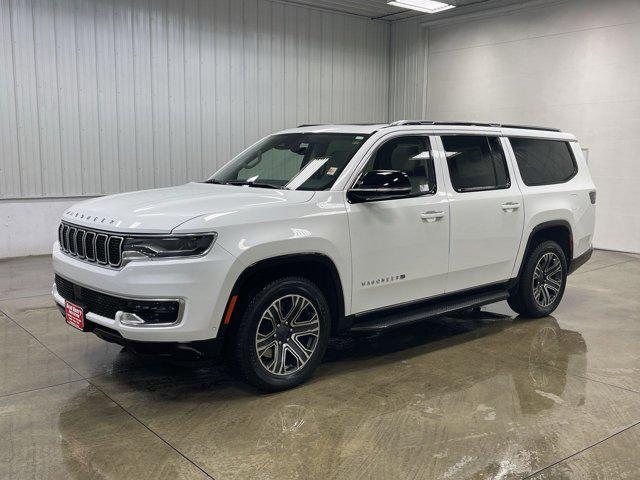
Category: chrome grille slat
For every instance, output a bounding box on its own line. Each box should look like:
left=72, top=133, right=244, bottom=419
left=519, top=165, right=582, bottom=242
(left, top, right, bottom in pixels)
left=59, top=222, right=124, bottom=268
left=68, top=227, right=77, bottom=255
left=107, top=237, right=124, bottom=267
left=75, top=230, right=86, bottom=258
left=95, top=234, right=108, bottom=264
left=62, top=225, right=70, bottom=251
left=85, top=231, right=96, bottom=261
left=58, top=224, right=64, bottom=250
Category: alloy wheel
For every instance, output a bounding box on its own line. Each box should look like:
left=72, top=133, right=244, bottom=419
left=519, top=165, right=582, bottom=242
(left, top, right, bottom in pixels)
left=532, top=252, right=563, bottom=307
left=254, top=294, right=320, bottom=376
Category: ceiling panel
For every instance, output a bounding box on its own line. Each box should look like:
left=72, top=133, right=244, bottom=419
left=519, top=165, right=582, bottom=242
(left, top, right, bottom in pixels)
left=281, top=0, right=497, bottom=20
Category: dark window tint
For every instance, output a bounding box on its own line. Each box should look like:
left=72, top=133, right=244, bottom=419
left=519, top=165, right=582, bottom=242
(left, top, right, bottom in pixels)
left=364, top=136, right=436, bottom=195
left=509, top=138, right=577, bottom=186
left=442, top=136, right=510, bottom=192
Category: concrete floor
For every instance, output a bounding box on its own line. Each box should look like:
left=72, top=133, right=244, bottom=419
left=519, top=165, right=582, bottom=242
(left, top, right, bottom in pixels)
left=1, top=250, right=639, bottom=479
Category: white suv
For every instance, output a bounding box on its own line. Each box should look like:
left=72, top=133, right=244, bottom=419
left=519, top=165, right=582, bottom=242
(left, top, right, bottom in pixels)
left=52, top=121, right=596, bottom=390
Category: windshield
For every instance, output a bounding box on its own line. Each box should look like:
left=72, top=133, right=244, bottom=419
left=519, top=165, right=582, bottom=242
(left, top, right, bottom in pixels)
left=207, top=133, right=369, bottom=190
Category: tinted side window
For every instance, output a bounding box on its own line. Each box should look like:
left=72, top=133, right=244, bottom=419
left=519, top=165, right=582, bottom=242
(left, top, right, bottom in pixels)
left=442, top=136, right=510, bottom=192
left=365, top=136, right=436, bottom=195
left=509, top=138, right=577, bottom=186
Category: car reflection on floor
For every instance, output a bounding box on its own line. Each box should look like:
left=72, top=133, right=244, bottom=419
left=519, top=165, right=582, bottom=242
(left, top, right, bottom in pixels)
left=54, top=310, right=588, bottom=480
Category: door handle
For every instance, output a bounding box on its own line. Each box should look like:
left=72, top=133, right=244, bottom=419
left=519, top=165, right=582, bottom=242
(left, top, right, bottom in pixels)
left=420, top=211, right=445, bottom=222
left=501, top=202, right=521, bottom=212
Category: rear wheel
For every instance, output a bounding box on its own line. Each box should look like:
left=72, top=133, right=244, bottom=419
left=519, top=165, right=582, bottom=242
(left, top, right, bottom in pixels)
left=508, top=240, right=567, bottom=318
left=234, top=277, right=330, bottom=391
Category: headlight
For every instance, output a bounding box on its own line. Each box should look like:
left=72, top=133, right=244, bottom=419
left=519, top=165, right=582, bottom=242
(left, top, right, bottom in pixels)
left=122, top=234, right=216, bottom=259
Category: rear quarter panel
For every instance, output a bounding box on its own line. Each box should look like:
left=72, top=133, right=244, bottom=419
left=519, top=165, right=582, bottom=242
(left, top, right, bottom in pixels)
left=505, top=138, right=596, bottom=277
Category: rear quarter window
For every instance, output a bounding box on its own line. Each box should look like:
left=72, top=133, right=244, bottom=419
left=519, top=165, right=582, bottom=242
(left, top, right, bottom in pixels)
left=509, top=138, right=578, bottom=186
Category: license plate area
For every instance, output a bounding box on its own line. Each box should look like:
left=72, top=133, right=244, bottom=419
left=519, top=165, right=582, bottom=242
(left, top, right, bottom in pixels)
left=65, top=300, right=87, bottom=331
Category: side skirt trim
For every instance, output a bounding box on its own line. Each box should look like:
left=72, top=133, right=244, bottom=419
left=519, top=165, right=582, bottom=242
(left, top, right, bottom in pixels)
left=349, top=285, right=510, bottom=333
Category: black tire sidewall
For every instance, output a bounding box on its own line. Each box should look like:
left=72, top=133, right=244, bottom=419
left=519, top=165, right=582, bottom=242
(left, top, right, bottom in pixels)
left=520, top=240, right=567, bottom=317
left=235, top=277, right=330, bottom=391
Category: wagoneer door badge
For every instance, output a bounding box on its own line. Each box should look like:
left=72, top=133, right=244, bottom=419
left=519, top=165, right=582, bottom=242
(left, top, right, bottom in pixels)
left=362, top=274, right=406, bottom=287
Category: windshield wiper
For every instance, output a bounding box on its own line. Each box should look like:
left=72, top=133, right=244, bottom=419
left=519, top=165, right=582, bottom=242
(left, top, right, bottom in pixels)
left=204, top=178, right=287, bottom=189
left=224, top=180, right=286, bottom=190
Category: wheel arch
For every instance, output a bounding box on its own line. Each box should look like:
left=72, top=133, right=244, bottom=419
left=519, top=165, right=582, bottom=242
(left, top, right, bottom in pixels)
left=516, top=220, right=573, bottom=280
left=220, top=253, right=347, bottom=343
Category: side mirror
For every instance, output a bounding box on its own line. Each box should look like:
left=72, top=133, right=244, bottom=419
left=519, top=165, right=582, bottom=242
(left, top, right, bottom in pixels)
left=347, top=170, right=412, bottom=203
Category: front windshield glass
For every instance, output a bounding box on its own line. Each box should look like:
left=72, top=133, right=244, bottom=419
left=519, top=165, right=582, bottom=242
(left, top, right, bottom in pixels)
left=208, top=133, right=369, bottom=190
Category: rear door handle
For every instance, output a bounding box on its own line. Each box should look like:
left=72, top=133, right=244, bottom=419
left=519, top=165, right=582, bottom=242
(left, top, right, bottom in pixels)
left=501, top=202, right=520, bottom=212
left=420, top=211, right=445, bottom=222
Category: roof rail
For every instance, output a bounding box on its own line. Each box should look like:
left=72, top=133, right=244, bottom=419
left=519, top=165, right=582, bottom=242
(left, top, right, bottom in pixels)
left=386, top=120, right=560, bottom=132
left=296, top=122, right=386, bottom=128
left=501, top=123, right=561, bottom=132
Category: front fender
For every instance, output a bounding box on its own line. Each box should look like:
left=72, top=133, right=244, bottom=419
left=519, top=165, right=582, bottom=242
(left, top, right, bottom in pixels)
left=175, top=192, right=352, bottom=314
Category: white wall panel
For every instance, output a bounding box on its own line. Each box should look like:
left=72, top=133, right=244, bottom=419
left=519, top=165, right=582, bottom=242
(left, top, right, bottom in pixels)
left=0, top=197, right=92, bottom=258
left=388, top=17, right=427, bottom=121
left=10, top=0, right=42, bottom=197
left=95, top=0, right=119, bottom=194
left=132, top=0, right=155, bottom=189
left=55, top=0, right=83, bottom=195
left=75, top=0, right=101, bottom=195
left=0, top=0, right=21, bottom=198
left=114, top=0, right=138, bottom=192
left=0, top=0, right=389, bottom=200
left=33, top=0, right=62, bottom=197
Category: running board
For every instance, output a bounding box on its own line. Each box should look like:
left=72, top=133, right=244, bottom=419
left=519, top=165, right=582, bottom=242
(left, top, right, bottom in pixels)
left=349, top=289, right=509, bottom=333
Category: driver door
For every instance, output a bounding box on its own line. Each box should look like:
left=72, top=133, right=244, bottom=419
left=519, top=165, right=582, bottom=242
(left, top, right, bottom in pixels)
left=347, top=135, right=450, bottom=314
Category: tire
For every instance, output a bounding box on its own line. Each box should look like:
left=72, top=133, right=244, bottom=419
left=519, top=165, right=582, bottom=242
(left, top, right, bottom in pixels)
left=234, top=276, right=330, bottom=391
left=508, top=240, right=567, bottom=318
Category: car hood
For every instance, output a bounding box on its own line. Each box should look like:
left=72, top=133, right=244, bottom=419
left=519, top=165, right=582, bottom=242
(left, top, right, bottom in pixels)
left=62, top=182, right=315, bottom=233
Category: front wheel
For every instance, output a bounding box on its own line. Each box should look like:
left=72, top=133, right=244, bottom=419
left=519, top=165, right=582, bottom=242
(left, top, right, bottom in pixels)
left=234, top=277, right=330, bottom=391
left=508, top=240, right=567, bottom=318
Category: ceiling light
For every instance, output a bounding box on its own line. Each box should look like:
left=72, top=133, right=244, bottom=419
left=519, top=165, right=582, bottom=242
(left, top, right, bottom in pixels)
left=387, top=0, right=455, bottom=14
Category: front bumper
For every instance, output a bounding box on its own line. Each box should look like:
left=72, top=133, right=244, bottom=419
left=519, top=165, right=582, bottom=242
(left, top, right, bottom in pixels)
left=52, top=242, right=242, bottom=342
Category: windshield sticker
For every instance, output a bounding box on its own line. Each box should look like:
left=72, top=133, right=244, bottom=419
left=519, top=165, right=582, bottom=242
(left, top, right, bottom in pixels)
left=326, top=166, right=338, bottom=176
left=285, top=157, right=329, bottom=190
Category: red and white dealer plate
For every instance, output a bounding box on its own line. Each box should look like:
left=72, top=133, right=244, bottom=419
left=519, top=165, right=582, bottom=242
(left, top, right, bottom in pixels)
left=65, top=300, right=85, bottom=331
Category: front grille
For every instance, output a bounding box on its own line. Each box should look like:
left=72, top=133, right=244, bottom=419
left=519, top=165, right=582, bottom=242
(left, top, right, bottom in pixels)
left=58, top=223, right=123, bottom=267
left=55, top=275, right=181, bottom=324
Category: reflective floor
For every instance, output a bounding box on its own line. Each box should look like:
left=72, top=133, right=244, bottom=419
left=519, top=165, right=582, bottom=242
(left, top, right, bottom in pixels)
left=1, top=250, right=639, bottom=479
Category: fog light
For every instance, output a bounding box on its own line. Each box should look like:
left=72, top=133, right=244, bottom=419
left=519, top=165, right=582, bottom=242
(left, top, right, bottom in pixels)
left=116, top=311, right=147, bottom=326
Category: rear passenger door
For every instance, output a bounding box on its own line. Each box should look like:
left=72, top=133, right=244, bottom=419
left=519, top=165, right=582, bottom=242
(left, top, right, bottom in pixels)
left=436, top=135, right=524, bottom=293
